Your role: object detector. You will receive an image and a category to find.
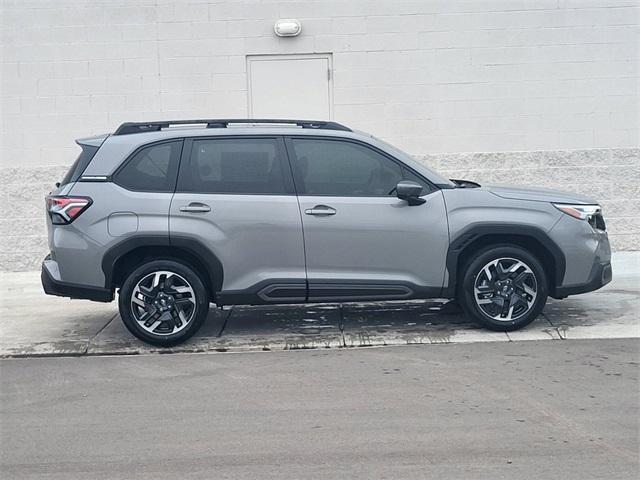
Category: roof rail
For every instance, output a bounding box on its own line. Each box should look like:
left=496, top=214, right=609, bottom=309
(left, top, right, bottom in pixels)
left=113, top=118, right=352, bottom=135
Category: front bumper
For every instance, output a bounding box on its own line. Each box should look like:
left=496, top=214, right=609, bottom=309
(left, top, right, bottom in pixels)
left=41, top=256, right=113, bottom=302
left=552, top=260, right=612, bottom=298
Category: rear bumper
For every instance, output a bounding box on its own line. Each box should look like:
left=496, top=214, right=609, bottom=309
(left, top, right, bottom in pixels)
left=552, top=260, right=612, bottom=298
left=41, top=257, right=113, bottom=302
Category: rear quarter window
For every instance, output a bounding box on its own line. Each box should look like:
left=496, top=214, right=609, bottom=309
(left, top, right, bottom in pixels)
left=114, top=140, right=183, bottom=192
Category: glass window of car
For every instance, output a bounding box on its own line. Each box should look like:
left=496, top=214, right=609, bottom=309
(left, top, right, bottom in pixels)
left=402, top=167, right=432, bottom=194
left=114, top=141, right=182, bottom=192
left=178, top=138, right=290, bottom=194
left=289, top=138, right=404, bottom=196
left=61, top=144, right=99, bottom=186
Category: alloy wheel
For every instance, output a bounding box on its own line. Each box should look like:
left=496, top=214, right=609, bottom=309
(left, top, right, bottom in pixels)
left=130, top=270, right=196, bottom=336
left=473, top=257, right=538, bottom=322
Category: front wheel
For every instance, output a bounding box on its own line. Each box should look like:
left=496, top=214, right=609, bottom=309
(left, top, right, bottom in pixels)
left=118, top=259, right=209, bottom=346
left=458, top=246, right=548, bottom=331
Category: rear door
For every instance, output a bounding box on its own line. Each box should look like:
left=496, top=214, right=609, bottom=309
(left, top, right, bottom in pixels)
left=286, top=136, right=449, bottom=301
left=170, top=136, right=306, bottom=302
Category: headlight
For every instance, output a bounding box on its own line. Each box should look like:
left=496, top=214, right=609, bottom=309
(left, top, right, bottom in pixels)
left=553, top=203, right=601, bottom=220
left=553, top=203, right=606, bottom=231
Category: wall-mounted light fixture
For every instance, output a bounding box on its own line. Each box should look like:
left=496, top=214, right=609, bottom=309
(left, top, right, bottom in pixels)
left=274, top=19, right=302, bottom=37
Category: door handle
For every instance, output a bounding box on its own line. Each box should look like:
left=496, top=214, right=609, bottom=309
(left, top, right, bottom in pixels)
left=305, top=205, right=336, bottom=216
left=180, top=202, right=211, bottom=213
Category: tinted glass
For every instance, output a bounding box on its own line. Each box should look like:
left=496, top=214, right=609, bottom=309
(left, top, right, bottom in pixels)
left=402, top=167, right=432, bottom=194
left=290, top=138, right=403, bottom=196
left=178, top=138, right=289, bottom=194
left=61, top=144, right=98, bottom=186
left=115, top=141, right=182, bottom=192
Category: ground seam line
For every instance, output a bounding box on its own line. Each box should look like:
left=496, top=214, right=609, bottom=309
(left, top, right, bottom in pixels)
left=339, top=303, right=347, bottom=347
left=84, top=312, right=119, bottom=354
left=217, top=308, right=234, bottom=338
left=542, top=312, right=565, bottom=340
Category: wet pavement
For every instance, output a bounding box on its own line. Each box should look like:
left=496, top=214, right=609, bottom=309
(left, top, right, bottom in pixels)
left=1, top=253, right=637, bottom=357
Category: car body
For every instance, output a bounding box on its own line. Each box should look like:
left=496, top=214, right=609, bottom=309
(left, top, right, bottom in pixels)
left=42, top=119, right=612, bottom=345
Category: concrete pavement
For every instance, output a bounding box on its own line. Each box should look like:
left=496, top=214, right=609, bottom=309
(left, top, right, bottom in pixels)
left=0, top=253, right=637, bottom=357
left=1, top=339, right=638, bottom=479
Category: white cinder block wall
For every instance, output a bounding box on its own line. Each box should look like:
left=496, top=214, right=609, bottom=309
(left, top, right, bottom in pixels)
left=1, top=0, right=638, bottom=270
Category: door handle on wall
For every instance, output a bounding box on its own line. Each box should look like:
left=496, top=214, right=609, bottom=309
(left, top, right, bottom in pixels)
left=305, top=205, right=336, bottom=216
left=180, top=202, right=211, bottom=213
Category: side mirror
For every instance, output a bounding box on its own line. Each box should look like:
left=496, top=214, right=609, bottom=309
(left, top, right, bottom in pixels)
left=396, top=181, right=426, bottom=206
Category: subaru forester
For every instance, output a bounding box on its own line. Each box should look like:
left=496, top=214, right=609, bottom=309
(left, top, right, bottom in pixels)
left=42, top=119, right=612, bottom=346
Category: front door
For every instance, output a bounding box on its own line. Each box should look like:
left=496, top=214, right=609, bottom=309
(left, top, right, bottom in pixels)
left=170, top=136, right=307, bottom=303
left=286, top=136, right=449, bottom=301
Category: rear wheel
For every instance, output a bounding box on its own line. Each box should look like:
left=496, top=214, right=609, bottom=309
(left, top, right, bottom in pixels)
left=118, top=259, right=209, bottom=346
left=458, top=245, right=548, bottom=331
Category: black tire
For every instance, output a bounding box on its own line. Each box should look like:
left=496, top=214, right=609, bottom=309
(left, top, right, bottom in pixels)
left=118, top=259, right=209, bottom=347
left=458, top=245, right=548, bottom=331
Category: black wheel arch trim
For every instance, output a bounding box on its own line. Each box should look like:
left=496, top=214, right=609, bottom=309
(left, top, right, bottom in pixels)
left=101, top=235, right=224, bottom=296
left=444, top=223, right=566, bottom=297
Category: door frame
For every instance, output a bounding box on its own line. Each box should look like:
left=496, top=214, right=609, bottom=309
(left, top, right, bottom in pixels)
left=246, top=53, right=334, bottom=119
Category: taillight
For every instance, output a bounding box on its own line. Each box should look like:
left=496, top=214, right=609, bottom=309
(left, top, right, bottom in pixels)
left=45, top=195, right=92, bottom=224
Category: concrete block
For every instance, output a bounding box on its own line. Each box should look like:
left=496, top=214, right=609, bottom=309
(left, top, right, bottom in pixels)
left=157, top=3, right=208, bottom=23
left=89, top=59, right=125, bottom=77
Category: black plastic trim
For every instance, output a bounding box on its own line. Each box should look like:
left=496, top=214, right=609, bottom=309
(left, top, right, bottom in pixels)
left=218, top=279, right=442, bottom=306
left=444, top=223, right=567, bottom=297
left=217, top=279, right=307, bottom=306
left=114, top=119, right=352, bottom=135
left=553, top=261, right=611, bottom=298
left=308, top=283, right=413, bottom=302
left=308, top=280, right=441, bottom=302
left=42, top=263, right=113, bottom=302
left=101, top=235, right=224, bottom=295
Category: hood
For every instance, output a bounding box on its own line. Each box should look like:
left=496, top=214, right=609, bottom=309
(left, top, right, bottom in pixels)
left=486, top=185, right=598, bottom=204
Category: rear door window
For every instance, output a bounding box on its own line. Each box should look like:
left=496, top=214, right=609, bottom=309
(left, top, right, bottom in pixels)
left=177, top=137, right=292, bottom=194
left=114, top=140, right=183, bottom=192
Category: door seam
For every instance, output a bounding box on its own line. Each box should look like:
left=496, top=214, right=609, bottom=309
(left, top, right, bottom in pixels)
left=282, top=136, right=310, bottom=302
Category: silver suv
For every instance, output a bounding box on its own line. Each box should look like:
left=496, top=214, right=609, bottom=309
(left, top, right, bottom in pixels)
left=42, top=119, right=612, bottom=346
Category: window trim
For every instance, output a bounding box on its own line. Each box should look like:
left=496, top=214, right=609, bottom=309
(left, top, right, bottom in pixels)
left=175, top=135, right=296, bottom=196
left=283, top=135, right=438, bottom=198
left=112, top=139, right=184, bottom=193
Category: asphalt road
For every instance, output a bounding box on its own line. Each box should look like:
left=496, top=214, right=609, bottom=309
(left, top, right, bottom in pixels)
left=1, top=339, right=638, bottom=479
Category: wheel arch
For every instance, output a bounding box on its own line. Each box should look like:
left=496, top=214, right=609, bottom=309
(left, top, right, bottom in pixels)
left=444, top=224, right=565, bottom=298
left=102, top=235, right=224, bottom=298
